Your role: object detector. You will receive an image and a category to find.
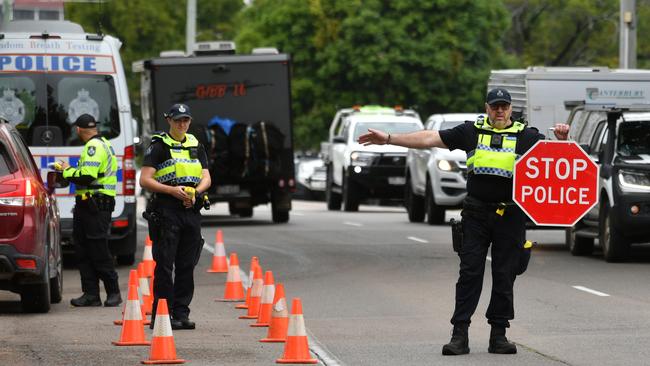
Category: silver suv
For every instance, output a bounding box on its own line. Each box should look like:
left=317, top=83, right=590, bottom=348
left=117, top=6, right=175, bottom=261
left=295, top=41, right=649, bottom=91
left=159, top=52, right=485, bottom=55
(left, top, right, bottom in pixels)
left=404, top=113, right=478, bottom=224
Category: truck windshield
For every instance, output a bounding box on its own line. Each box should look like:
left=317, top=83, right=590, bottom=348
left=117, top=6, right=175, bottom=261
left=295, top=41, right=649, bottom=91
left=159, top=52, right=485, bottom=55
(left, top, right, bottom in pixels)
left=353, top=122, right=421, bottom=141
left=618, top=121, right=650, bottom=156
left=0, top=74, right=119, bottom=147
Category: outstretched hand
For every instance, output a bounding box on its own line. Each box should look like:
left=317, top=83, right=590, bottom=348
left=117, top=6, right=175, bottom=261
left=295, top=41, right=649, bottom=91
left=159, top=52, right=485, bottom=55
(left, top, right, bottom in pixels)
left=358, top=128, right=389, bottom=146
left=553, top=123, right=570, bottom=141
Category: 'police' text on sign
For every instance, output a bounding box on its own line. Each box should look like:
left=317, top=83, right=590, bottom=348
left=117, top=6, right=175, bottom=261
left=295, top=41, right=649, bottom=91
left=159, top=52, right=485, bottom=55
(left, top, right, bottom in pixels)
left=520, top=157, right=590, bottom=205
left=0, top=54, right=115, bottom=74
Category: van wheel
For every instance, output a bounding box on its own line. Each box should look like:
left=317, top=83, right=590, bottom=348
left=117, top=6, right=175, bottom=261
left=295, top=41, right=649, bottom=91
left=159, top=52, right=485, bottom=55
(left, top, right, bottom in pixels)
left=405, top=173, right=425, bottom=222
left=425, top=181, right=445, bottom=225
left=342, top=171, right=359, bottom=212
left=326, top=165, right=341, bottom=210
left=600, top=200, right=628, bottom=262
left=565, top=225, right=594, bottom=256
left=21, top=260, right=51, bottom=313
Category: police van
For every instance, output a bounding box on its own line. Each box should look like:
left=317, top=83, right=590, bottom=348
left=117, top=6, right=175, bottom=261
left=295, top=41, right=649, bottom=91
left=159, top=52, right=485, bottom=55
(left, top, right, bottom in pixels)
left=0, top=20, right=137, bottom=264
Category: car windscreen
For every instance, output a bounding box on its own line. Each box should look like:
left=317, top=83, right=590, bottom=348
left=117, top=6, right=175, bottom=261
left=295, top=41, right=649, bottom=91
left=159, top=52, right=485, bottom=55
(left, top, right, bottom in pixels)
left=353, top=122, right=421, bottom=141
left=0, top=74, right=119, bottom=147
left=618, top=121, right=650, bottom=156
left=440, top=120, right=465, bottom=130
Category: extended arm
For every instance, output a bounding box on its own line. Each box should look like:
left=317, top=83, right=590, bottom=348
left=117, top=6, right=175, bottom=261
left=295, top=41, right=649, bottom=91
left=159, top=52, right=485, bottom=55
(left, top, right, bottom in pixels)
left=357, top=128, right=448, bottom=149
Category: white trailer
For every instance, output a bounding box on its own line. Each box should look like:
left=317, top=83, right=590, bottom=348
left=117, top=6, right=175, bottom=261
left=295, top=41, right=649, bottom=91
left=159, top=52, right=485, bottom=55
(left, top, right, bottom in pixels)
left=488, top=66, right=650, bottom=133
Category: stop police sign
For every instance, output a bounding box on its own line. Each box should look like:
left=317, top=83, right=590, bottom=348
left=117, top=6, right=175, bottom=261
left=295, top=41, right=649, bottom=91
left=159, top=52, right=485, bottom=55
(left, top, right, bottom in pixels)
left=513, top=141, right=599, bottom=226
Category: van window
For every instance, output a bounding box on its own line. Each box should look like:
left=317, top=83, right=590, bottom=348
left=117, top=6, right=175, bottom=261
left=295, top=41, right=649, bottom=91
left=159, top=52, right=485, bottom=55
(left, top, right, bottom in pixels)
left=589, top=121, right=607, bottom=154
left=0, top=74, right=119, bottom=147
left=618, top=121, right=650, bottom=156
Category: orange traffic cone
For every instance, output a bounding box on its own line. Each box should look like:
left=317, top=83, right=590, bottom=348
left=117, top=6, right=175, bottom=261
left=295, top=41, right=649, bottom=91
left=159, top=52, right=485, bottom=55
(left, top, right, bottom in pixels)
left=236, top=256, right=259, bottom=310
left=141, top=299, right=185, bottom=364
left=261, top=283, right=289, bottom=342
left=276, top=298, right=318, bottom=364
left=252, top=271, right=275, bottom=327
left=112, top=284, right=150, bottom=346
left=138, top=262, right=153, bottom=315
left=239, top=264, right=262, bottom=319
left=216, top=253, right=245, bottom=302
left=142, top=235, right=156, bottom=278
left=207, top=229, right=228, bottom=273
left=115, top=269, right=150, bottom=326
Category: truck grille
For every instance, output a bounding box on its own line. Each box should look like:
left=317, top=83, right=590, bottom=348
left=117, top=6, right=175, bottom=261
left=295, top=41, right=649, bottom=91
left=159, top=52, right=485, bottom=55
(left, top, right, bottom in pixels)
left=376, top=154, right=406, bottom=167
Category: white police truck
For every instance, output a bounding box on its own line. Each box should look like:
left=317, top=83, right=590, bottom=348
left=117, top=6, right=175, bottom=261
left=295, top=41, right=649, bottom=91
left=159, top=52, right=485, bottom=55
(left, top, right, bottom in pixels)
left=0, top=21, right=138, bottom=264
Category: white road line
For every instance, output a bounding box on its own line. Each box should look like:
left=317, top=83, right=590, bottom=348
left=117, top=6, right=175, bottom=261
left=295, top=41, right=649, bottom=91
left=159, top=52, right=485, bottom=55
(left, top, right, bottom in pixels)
left=343, top=221, right=362, bottom=227
left=573, top=285, right=610, bottom=297
left=407, top=236, right=428, bottom=243
left=486, top=256, right=492, bottom=262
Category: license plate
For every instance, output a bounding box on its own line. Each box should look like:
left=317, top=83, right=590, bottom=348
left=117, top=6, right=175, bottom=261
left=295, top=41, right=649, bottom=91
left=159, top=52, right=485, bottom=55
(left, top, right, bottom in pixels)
left=388, top=176, right=406, bottom=185
left=216, top=185, right=240, bottom=195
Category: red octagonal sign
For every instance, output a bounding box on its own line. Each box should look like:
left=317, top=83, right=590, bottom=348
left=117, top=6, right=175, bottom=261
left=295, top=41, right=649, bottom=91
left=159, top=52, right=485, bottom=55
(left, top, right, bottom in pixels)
left=513, top=141, right=599, bottom=226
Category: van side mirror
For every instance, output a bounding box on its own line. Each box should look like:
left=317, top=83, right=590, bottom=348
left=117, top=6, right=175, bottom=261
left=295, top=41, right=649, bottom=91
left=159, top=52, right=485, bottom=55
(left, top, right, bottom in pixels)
left=579, top=143, right=591, bottom=154
left=46, top=171, right=69, bottom=194
left=332, top=136, right=346, bottom=144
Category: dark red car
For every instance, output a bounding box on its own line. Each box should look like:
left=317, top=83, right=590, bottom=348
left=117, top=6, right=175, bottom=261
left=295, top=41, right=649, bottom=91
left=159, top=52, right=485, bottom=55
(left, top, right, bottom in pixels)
left=0, top=120, right=62, bottom=313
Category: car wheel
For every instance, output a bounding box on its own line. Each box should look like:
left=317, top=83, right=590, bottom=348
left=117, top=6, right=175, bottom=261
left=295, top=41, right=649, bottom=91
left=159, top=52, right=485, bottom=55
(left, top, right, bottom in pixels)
left=114, top=228, right=137, bottom=266
left=21, top=259, right=51, bottom=313
left=238, top=207, right=254, bottom=218
left=49, top=248, right=63, bottom=304
left=326, top=165, right=341, bottom=210
left=425, top=180, right=445, bottom=225
left=272, top=209, right=289, bottom=223
left=405, top=173, right=425, bottom=222
left=565, top=224, right=594, bottom=256
left=342, top=171, right=359, bottom=212
left=600, top=199, right=629, bottom=262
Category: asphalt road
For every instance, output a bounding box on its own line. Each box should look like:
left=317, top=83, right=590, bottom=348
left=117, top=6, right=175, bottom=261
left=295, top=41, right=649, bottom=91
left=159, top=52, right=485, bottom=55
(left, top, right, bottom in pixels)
left=2, top=199, right=650, bottom=365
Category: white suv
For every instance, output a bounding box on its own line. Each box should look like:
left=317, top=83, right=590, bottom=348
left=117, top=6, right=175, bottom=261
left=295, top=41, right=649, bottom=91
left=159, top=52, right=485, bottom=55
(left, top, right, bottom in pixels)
left=322, top=106, right=422, bottom=211
left=405, top=113, right=479, bottom=224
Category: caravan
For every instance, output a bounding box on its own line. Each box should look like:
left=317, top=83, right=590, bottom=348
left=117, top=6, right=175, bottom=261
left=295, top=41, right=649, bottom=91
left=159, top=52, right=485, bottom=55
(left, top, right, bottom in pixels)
left=0, top=21, right=138, bottom=264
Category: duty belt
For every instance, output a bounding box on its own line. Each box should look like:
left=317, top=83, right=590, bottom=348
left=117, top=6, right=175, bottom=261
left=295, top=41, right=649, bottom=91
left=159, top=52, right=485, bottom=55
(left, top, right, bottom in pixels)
left=463, top=196, right=516, bottom=217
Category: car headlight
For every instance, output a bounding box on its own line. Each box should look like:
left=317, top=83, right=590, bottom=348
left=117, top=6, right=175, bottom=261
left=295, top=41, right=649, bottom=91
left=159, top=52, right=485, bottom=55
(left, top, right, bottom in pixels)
left=350, top=151, right=378, bottom=167
left=437, top=159, right=459, bottom=172
left=618, top=169, right=650, bottom=191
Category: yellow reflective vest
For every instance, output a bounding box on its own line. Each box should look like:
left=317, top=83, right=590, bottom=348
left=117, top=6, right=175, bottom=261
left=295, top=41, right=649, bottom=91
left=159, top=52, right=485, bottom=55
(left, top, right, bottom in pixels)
left=152, top=132, right=203, bottom=187
left=63, top=136, right=117, bottom=197
left=466, top=116, right=525, bottom=178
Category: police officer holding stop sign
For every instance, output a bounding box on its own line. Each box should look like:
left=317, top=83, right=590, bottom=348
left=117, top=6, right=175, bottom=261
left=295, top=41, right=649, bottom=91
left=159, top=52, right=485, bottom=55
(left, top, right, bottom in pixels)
left=140, top=103, right=211, bottom=330
left=359, top=88, right=570, bottom=355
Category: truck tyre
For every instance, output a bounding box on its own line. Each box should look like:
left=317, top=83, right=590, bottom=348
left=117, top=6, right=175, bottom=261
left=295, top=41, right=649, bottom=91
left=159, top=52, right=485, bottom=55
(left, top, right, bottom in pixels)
left=565, top=224, right=594, bottom=256
left=326, top=165, right=341, bottom=210
left=425, top=180, right=445, bottom=225
left=114, top=228, right=137, bottom=266
left=600, top=200, right=629, bottom=262
left=405, top=173, right=425, bottom=222
left=21, top=259, right=51, bottom=313
left=342, top=171, right=360, bottom=212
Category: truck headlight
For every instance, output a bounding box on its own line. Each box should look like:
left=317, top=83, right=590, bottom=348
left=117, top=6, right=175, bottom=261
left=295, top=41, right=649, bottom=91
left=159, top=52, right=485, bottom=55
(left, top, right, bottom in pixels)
left=350, top=151, right=378, bottom=167
left=618, top=169, right=650, bottom=191
left=437, top=159, right=459, bottom=172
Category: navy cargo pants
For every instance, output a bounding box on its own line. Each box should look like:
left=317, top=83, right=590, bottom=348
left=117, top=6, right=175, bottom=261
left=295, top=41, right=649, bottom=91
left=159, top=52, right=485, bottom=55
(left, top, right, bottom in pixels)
left=451, top=197, right=528, bottom=328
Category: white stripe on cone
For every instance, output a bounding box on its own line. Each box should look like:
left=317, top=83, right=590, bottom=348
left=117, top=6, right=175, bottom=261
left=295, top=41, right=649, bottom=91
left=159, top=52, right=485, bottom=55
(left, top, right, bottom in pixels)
left=261, top=284, right=275, bottom=304
left=227, top=266, right=242, bottom=283
left=286, top=314, right=307, bottom=336
left=152, top=315, right=173, bottom=337
left=247, top=270, right=255, bottom=288
left=124, top=299, right=143, bottom=321
left=273, top=298, right=288, bottom=315
left=215, top=242, right=226, bottom=256
left=143, top=245, right=153, bottom=261
left=251, top=278, right=264, bottom=296
left=140, top=278, right=151, bottom=297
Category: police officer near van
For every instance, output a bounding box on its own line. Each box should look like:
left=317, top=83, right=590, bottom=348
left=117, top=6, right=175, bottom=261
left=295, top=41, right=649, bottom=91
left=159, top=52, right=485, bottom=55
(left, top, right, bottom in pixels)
left=140, top=103, right=211, bottom=330
left=359, top=88, right=570, bottom=355
left=58, top=114, right=122, bottom=307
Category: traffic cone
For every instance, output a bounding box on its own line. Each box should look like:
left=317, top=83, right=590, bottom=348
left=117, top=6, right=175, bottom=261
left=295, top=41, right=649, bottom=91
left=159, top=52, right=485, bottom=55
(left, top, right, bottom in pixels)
left=216, top=253, right=245, bottom=302
left=142, top=235, right=156, bottom=278
left=251, top=271, right=275, bottom=327
left=141, top=299, right=185, bottom=364
left=236, top=256, right=259, bottom=310
left=207, top=229, right=228, bottom=273
left=138, top=262, right=153, bottom=315
left=260, top=283, right=289, bottom=343
left=112, top=284, right=150, bottom=346
left=239, top=264, right=263, bottom=319
left=115, top=269, right=150, bottom=326
left=276, top=298, right=318, bottom=364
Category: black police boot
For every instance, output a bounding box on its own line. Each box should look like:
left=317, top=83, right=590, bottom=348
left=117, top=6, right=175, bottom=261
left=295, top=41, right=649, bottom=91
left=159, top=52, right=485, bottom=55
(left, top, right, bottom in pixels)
left=442, top=324, right=470, bottom=355
left=103, top=279, right=122, bottom=307
left=70, top=293, right=102, bottom=307
left=488, top=326, right=517, bottom=354
left=171, top=318, right=196, bottom=330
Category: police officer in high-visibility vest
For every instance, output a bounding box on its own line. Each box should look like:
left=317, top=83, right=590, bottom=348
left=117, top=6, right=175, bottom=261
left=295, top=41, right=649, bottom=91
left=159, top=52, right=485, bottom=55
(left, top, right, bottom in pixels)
left=358, top=88, right=570, bottom=355
left=140, top=103, right=211, bottom=330
left=59, top=114, right=122, bottom=307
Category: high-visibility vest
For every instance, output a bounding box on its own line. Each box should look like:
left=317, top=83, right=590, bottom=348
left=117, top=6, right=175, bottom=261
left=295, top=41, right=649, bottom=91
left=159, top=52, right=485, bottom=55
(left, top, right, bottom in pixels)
left=152, top=132, right=203, bottom=187
left=63, top=136, right=117, bottom=197
left=466, top=116, right=525, bottom=178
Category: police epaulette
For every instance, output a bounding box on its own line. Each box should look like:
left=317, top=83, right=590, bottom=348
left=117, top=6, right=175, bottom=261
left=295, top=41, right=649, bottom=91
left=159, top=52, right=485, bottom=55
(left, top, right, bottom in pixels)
left=151, top=131, right=167, bottom=143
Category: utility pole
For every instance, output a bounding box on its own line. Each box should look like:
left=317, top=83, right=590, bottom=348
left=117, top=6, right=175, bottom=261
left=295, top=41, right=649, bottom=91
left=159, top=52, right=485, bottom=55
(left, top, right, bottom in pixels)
left=186, top=0, right=196, bottom=56
left=619, top=0, right=636, bottom=69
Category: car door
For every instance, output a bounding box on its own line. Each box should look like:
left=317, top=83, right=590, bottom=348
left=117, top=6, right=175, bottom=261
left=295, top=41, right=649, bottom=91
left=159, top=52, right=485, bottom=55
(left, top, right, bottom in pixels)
left=331, top=119, right=350, bottom=186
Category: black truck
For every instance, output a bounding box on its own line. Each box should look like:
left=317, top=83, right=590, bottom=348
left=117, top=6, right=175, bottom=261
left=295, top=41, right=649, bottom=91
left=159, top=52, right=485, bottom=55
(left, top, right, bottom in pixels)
left=135, top=45, right=294, bottom=223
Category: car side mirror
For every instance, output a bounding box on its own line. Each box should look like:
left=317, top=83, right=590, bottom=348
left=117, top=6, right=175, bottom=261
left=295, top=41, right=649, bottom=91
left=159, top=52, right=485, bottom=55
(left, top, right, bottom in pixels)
left=332, top=136, right=346, bottom=144
left=46, top=171, right=69, bottom=194
left=579, top=143, right=591, bottom=154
